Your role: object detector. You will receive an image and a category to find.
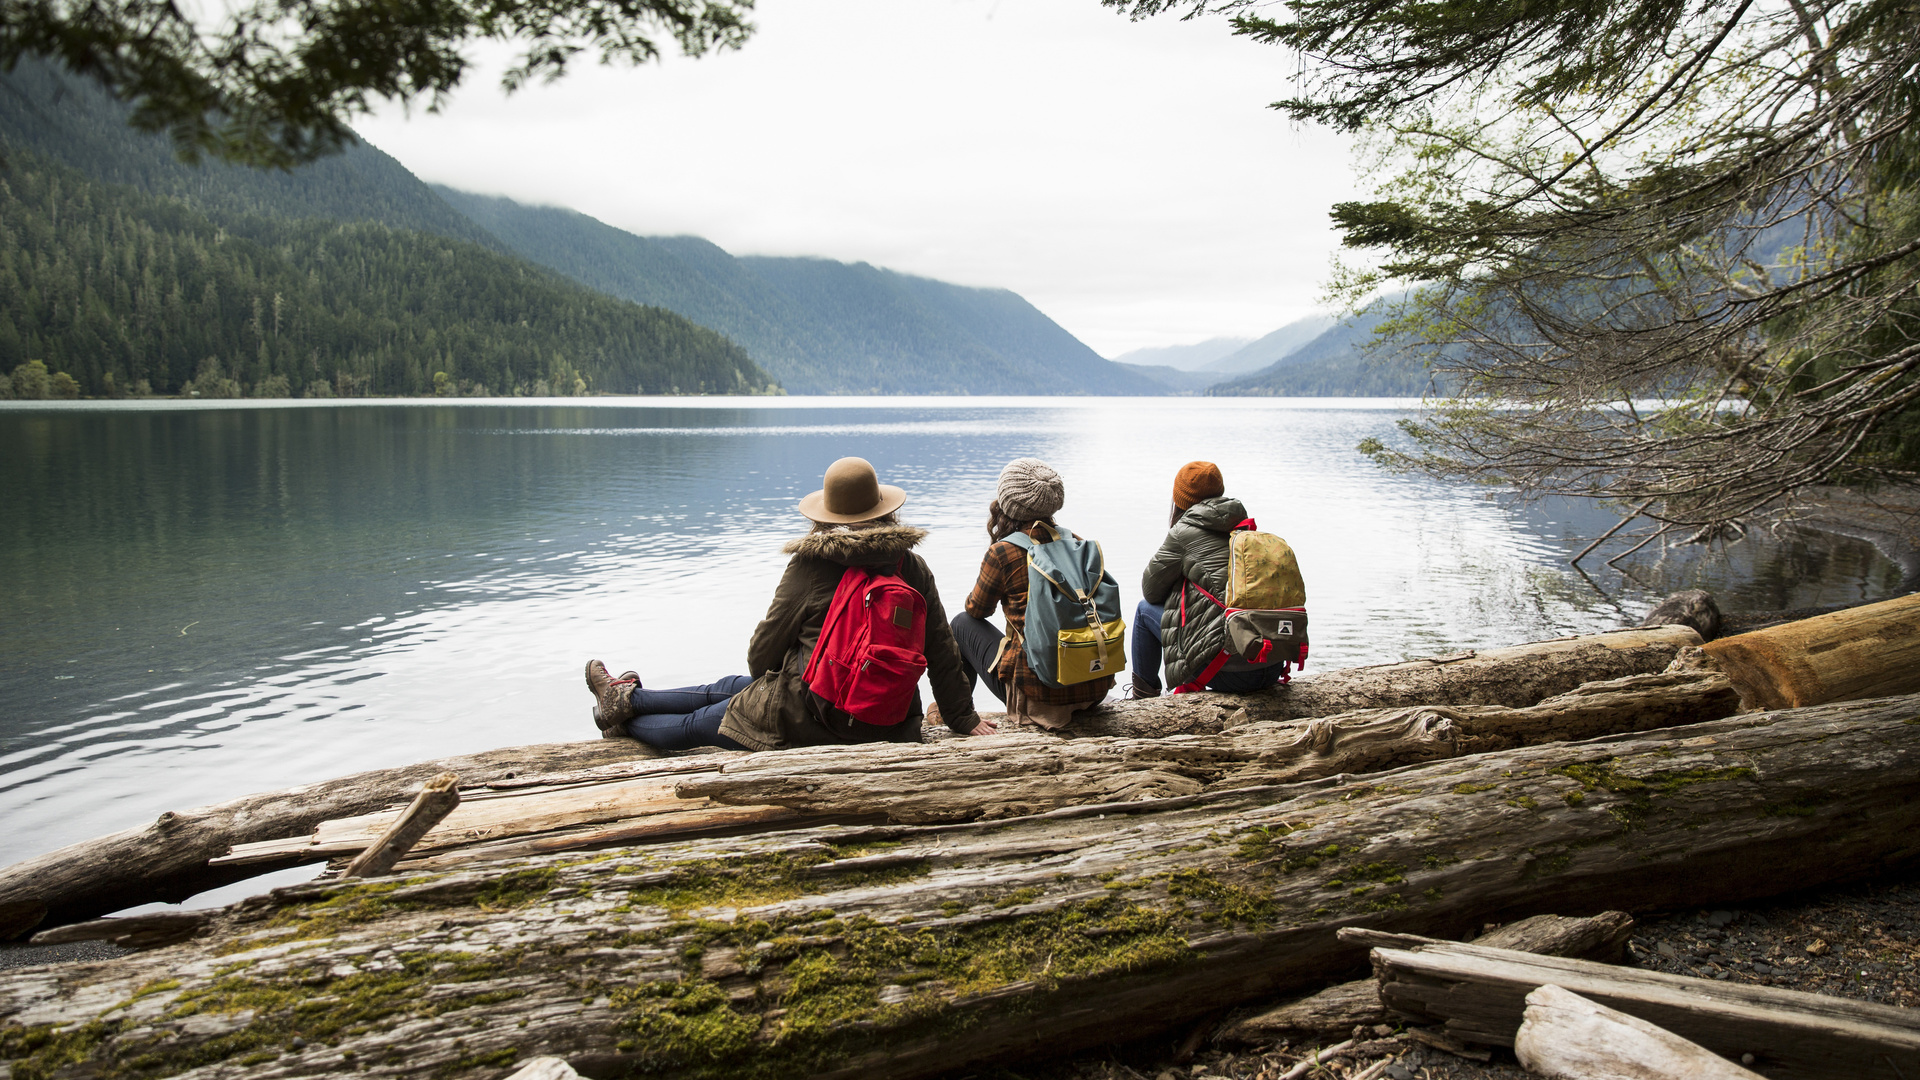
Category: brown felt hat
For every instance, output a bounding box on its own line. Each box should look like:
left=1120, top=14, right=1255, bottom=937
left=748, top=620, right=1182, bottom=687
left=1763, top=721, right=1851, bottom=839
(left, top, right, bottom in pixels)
left=798, top=456, right=907, bottom=524
left=1172, top=461, right=1225, bottom=510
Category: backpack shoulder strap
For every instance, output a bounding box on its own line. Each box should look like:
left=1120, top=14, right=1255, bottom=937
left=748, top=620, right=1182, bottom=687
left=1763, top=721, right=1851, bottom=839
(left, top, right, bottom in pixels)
left=1003, top=531, right=1035, bottom=552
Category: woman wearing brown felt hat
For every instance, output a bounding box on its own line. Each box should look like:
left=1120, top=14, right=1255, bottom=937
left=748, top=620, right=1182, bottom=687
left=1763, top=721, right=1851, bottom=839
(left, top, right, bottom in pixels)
left=584, top=456, right=992, bottom=751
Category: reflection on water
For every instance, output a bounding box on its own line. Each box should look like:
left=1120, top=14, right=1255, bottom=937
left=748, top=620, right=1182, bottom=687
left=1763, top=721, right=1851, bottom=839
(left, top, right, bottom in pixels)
left=0, top=398, right=1904, bottom=870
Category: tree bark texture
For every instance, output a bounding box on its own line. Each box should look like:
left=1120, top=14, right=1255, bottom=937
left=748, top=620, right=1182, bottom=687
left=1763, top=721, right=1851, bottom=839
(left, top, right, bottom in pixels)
left=1042, top=626, right=1703, bottom=738
left=1222, top=913, right=1634, bottom=1042
left=1702, top=592, right=1920, bottom=710
left=0, top=628, right=1704, bottom=939
left=5, top=693, right=1919, bottom=1080
left=1371, top=941, right=1920, bottom=1080
left=0, top=741, right=663, bottom=939
left=1514, top=984, right=1764, bottom=1080
left=676, top=670, right=1735, bottom=825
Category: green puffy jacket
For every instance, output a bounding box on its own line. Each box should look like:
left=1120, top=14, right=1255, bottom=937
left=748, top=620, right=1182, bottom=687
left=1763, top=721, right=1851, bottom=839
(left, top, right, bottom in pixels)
left=719, top=523, right=981, bottom=751
left=1140, top=496, right=1257, bottom=688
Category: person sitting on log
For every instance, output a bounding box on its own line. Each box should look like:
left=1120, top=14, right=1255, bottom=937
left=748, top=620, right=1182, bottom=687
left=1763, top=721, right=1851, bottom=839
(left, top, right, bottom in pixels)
left=584, top=456, right=992, bottom=751
left=1130, top=461, right=1292, bottom=698
left=947, top=458, right=1117, bottom=729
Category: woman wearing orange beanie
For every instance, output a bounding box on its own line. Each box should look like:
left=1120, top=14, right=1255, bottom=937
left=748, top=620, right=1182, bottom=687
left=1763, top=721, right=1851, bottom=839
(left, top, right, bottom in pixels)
left=1129, top=461, right=1289, bottom=697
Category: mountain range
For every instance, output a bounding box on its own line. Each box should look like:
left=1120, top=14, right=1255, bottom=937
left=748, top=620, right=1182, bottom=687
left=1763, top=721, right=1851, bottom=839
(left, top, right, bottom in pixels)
left=434, top=190, right=1162, bottom=395
left=0, top=57, right=1430, bottom=399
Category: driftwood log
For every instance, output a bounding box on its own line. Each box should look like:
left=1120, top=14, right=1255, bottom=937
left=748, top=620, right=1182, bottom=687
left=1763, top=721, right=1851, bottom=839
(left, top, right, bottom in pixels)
left=0, top=628, right=1702, bottom=939
left=1370, top=940, right=1920, bottom=1080
left=5, top=693, right=1920, bottom=1080
left=1223, top=912, right=1634, bottom=1042
left=1702, top=592, right=1920, bottom=710
left=212, top=667, right=1734, bottom=874
left=1057, top=626, right=1702, bottom=737
left=678, top=669, right=1735, bottom=824
left=212, top=757, right=815, bottom=870
left=0, top=741, right=661, bottom=940
left=1514, top=984, right=1764, bottom=1080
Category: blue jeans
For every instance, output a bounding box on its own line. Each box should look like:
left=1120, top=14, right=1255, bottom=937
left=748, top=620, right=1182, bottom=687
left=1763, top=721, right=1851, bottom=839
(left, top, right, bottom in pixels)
left=1133, top=598, right=1285, bottom=693
left=624, top=675, right=752, bottom=752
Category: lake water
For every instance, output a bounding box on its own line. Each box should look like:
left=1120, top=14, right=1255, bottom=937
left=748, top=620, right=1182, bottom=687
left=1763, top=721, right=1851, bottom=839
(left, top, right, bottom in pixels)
left=0, top=397, right=1905, bottom=892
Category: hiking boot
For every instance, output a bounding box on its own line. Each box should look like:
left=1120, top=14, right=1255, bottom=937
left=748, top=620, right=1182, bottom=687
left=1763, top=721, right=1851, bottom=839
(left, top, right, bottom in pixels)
left=585, top=660, right=639, bottom=736
left=1124, top=676, right=1161, bottom=700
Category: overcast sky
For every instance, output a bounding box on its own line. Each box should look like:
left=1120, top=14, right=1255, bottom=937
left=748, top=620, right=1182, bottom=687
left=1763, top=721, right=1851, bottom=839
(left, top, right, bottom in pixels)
left=356, top=0, right=1362, bottom=358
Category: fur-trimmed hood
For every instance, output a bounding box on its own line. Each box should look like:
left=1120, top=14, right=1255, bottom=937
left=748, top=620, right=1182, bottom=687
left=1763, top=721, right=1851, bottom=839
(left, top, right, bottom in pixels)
left=781, top=523, right=929, bottom=566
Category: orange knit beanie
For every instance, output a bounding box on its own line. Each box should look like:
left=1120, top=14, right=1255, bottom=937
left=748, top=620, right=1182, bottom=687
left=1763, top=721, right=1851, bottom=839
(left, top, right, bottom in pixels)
left=1172, top=461, right=1224, bottom=510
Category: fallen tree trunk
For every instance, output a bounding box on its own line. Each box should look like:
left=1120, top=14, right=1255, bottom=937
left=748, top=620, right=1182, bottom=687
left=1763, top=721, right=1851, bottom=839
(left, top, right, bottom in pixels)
left=1702, top=593, right=1920, bottom=710
left=1514, top=984, right=1764, bottom=1080
left=212, top=668, right=1734, bottom=873
left=0, top=629, right=1706, bottom=938
left=677, top=670, right=1735, bottom=824
left=0, top=741, right=664, bottom=939
left=6, top=693, right=1920, bottom=1080
left=212, top=756, right=790, bottom=868
left=1055, top=626, right=1702, bottom=737
left=1222, top=912, right=1634, bottom=1043
left=1370, top=940, right=1920, bottom=1080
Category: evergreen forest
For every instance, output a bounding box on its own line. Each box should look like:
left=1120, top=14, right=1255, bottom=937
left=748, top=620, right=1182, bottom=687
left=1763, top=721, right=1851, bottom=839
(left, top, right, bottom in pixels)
left=0, top=61, right=775, bottom=399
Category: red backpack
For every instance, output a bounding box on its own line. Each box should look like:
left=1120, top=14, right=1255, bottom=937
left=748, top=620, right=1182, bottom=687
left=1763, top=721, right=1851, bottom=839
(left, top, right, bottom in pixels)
left=802, top=563, right=928, bottom=725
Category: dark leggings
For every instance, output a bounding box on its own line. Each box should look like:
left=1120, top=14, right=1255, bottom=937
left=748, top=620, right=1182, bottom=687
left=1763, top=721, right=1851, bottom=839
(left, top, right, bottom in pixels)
left=948, top=613, right=1009, bottom=704
left=624, top=675, right=752, bottom=752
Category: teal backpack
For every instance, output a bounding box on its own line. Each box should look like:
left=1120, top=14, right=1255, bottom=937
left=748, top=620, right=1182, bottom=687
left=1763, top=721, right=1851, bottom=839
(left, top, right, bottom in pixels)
left=1006, top=523, right=1127, bottom=686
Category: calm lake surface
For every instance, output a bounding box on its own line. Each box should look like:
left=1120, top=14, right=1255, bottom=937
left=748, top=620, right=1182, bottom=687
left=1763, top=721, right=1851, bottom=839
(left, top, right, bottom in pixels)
left=0, top=397, right=1905, bottom=898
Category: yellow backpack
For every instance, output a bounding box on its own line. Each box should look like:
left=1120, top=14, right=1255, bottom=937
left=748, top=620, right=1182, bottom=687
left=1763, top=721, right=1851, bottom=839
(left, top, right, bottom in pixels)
left=1226, top=520, right=1306, bottom=609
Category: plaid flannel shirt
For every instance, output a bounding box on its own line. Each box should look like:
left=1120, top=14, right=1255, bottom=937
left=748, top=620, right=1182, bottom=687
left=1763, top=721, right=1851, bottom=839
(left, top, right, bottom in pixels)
left=964, top=527, right=1115, bottom=706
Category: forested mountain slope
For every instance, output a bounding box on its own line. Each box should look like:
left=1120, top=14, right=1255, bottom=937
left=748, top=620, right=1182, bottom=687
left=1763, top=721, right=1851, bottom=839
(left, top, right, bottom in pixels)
left=0, top=60, right=497, bottom=249
left=1208, top=305, right=1449, bottom=397
left=436, top=187, right=1166, bottom=395
left=1206, top=314, right=1339, bottom=374
left=0, top=151, right=773, bottom=397
left=0, top=62, right=771, bottom=398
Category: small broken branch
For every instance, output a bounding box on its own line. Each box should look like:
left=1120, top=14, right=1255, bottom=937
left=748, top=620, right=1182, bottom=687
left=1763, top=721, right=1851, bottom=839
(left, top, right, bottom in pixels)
left=343, top=772, right=461, bottom=879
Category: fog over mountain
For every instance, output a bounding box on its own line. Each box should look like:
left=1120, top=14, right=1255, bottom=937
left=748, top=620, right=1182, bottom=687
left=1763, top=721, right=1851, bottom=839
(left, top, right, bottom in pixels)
left=435, top=189, right=1168, bottom=396
left=1205, top=315, right=1341, bottom=374
left=1110, top=337, right=1253, bottom=371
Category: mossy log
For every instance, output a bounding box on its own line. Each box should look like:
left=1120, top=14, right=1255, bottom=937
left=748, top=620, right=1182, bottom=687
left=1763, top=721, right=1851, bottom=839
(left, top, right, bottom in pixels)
left=0, top=629, right=1700, bottom=940
left=1702, top=592, right=1920, bottom=710
left=5, top=694, right=1919, bottom=1080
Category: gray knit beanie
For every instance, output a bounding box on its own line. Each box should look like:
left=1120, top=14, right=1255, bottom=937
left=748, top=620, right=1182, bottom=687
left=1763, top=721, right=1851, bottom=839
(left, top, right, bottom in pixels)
left=995, top=458, right=1065, bottom=522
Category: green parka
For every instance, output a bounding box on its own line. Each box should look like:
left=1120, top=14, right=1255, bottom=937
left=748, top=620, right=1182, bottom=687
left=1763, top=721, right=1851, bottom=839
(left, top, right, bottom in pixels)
left=1140, top=496, right=1257, bottom=688
left=718, top=523, right=981, bottom=750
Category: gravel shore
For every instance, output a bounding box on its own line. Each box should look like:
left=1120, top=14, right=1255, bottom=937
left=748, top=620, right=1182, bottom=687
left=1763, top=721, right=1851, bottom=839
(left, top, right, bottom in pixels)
left=1009, top=866, right=1920, bottom=1080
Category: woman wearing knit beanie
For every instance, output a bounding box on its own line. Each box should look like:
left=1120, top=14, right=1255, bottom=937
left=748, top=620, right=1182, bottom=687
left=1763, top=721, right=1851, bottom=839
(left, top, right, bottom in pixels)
left=947, top=458, right=1116, bottom=728
left=1131, top=461, right=1289, bottom=697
